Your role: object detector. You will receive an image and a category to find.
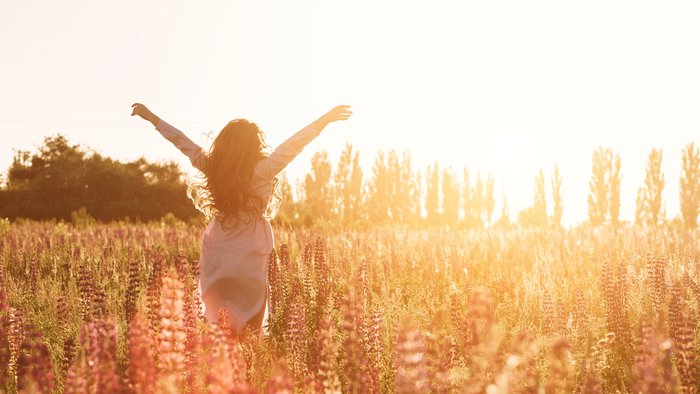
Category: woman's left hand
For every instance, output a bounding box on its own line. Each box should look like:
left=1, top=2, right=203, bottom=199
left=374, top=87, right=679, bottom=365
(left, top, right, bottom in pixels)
left=320, top=105, right=352, bottom=124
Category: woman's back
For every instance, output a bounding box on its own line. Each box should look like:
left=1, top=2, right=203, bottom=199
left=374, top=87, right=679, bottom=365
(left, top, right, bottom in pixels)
left=154, top=117, right=328, bottom=328
left=131, top=103, right=352, bottom=332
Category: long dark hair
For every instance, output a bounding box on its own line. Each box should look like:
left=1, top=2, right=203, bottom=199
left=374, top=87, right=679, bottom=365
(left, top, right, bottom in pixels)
left=187, top=119, right=281, bottom=227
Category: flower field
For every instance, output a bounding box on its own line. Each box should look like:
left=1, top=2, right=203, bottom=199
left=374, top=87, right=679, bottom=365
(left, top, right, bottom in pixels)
left=0, top=221, right=698, bottom=393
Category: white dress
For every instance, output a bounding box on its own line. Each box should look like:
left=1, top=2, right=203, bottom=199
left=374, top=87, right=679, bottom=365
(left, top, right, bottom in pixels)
left=154, top=117, right=323, bottom=332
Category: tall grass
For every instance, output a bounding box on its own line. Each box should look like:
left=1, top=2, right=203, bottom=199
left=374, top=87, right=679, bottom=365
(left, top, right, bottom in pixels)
left=0, top=222, right=698, bottom=392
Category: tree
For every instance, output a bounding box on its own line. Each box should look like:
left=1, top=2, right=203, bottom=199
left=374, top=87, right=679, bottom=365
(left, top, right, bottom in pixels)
left=587, top=147, right=612, bottom=226
left=461, top=170, right=495, bottom=228
left=2, top=134, right=199, bottom=221
left=302, top=151, right=333, bottom=222
left=551, top=165, right=563, bottom=227
left=441, top=167, right=460, bottom=226
left=349, top=148, right=364, bottom=224
left=333, top=144, right=363, bottom=226
left=609, top=154, right=621, bottom=226
left=366, top=152, right=390, bottom=224
left=394, top=152, right=420, bottom=224
left=387, top=151, right=406, bottom=222
left=273, top=173, right=297, bottom=225
left=636, top=148, right=665, bottom=226
left=534, top=169, right=547, bottom=224
left=364, top=150, right=419, bottom=225
left=333, top=144, right=352, bottom=220
left=483, top=175, right=495, bottom=225
left=494, top=193, right=511, bottom=229
left=586, top=147, right=621, bottom=226
left=462, top=169, right=479, bottom=228
left=517, top=170, right=548, bottom=227
left=679, top=142, right=700, bottom=228
left=425, top=162, right=440, bottom=225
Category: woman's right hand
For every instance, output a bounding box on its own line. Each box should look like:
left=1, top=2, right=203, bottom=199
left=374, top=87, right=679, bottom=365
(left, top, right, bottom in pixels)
left=131, top=103, right=159, bottom=126
left=319, top=105, right=352, bottom=124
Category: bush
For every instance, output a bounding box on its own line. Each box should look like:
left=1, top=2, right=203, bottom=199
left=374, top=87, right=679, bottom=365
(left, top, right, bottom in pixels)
left=71, top=207, right=96, bottom=228
left=0, top=218, right=9, bottom=236
left=160, top=212, right=186, bottom=228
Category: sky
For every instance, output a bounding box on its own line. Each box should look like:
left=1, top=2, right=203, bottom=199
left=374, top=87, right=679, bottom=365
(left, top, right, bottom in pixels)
left=1, top=0, right=699, bottom=226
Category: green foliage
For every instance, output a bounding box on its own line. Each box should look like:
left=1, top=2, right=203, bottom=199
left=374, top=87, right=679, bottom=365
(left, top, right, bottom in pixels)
left=71, top=207, right=96, bottom=228
left=159, top=212, right=186, bottom=228
left=0, top=135, right=200, bottom=222
left=4, top=135, right=696, bottom=230
left=0, top=217, right=9, bottom=236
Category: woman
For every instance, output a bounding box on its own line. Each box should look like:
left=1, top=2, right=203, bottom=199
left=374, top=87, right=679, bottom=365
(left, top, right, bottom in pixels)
left=131, top=103, right=352, bottom=333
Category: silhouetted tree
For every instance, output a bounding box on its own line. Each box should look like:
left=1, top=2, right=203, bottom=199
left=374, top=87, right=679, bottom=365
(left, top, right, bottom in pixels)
left=333, top=144, right=363, bottom=225
left=636, top=148, right=665, bottom=226
left=494, top=193, right=511, bottom=229
left=484, top=175, right=495, bottom=225
left=302, top=151, right=333, bottom=223
left=534, top=170, right=547, bottom=223
left=518, top=170, right=548, bottom=227
left=349, top=148, right=364, bottom=224
left=679, top=142, right=700, bottom=228
left=395, top=152, right=421, bottom=225
left=551, top=165, right=563, bottom=227
left=462, top=169, right=478, bottom=228
left=425, top=162, right=440, bottom=225
left=441, top=167, right=460, bottom=226
left=2, top=134, right=199, bottom=221
left=273, top=173, right=297, bottom=225
left=588, top=147, right=612, bottom=226
left=461, top=170, right=495, bottom=228
left=387, top=151, right=408, bottom=222
left=609, top=154, right=621, bottom=226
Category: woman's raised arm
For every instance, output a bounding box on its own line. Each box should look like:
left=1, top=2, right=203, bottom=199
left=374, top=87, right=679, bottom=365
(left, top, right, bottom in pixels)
left=255, top=105, right=352, bottom=179
left=131, top=103, right=207, bottom=171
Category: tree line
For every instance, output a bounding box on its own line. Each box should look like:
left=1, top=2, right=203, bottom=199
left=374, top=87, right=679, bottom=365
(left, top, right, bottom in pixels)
left=584, top=144, right=700, bottom=228
left=1, top=135, right=698, bottom=229
left=0, top=135, right=198, bottom=222
left=276, top=143, right=700, bottom=229
left=274, top=146, right=498, bottom=229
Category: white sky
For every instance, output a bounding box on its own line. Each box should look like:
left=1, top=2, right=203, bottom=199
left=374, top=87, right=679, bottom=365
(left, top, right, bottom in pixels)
left=1, top=0, right=699, bottom=226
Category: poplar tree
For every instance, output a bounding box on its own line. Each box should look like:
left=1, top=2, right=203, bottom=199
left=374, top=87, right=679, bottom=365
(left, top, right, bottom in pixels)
left=636, top=148, right=665, bottom=226
left=367, top=151, right=390, bottom=224
left=425, top=162, right=441, bottom=225
left=441, top=167, right=460, bottom=226
left=495, top=194, right=511, bottom=229
left=533, top=169, right=548, bottom=226
left=551, top=165, right=563, bottom=227
left=609, top=154, right=621, bottom=226
left=274, top=173, right=297, bottom=224
left=334, top=144, right=362, bottom=225
left=484, top=175, right=495, bottom=225
left=588, top=147, right=612, bottom=226
left=680, top=142, right=700, bottom=228
left=303, top=151, right=333, bottom=221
